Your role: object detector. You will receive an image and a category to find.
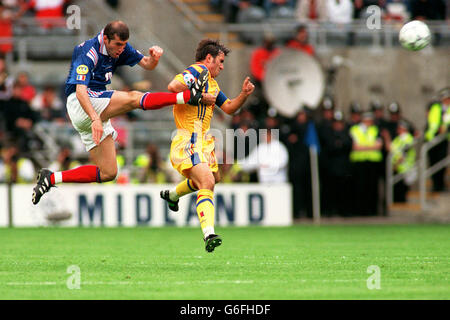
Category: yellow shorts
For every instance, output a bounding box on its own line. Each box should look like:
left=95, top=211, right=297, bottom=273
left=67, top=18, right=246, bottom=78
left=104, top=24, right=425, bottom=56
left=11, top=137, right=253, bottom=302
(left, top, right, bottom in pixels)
left=170, top=131, right=218, bottom=178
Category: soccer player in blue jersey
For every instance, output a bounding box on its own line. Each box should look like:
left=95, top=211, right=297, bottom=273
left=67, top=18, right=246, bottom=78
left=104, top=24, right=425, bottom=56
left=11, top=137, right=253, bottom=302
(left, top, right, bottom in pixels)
left=32, top=20, right=209, bottom=205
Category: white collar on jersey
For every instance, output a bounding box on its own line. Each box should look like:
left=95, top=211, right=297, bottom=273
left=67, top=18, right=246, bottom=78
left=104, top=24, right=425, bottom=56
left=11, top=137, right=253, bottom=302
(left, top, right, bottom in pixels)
left=97, top=29, right=109, bottom=56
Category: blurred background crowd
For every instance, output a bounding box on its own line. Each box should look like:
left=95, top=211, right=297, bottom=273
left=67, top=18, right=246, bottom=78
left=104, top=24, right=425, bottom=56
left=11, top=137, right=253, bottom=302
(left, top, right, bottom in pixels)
left=212, top=0, right=448, bottom=24
left=0, top=0, right=448, bottom=219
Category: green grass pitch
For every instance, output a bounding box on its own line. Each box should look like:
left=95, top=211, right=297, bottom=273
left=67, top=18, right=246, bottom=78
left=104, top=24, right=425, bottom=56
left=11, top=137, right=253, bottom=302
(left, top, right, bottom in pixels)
left=0, top=225, right=449, bottom=299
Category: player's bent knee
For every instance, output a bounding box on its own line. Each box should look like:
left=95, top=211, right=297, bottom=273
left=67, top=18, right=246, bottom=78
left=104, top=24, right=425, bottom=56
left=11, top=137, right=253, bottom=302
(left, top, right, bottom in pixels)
left=128, top=90, right=143, bottom=108
left=197, top=176, right=215, bottom=190
left=100, top=168, right=118, bottom=182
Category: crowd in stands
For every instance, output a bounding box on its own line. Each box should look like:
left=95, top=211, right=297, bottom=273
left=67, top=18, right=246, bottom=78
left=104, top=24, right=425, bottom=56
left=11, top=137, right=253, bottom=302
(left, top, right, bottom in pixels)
left=0, top=0, right=76, bottom=57
left=211, top=0, right=448, bottom=23
left=1, top=44, right=449, bottom=218
left=242, top=27, right=449, bottom=217
left=224, top=89, right=449, bottom=218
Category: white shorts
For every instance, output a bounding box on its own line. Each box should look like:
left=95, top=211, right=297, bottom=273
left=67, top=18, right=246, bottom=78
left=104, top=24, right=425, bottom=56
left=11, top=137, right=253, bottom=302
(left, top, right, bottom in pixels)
left=66, top=91, right=118, bottom=151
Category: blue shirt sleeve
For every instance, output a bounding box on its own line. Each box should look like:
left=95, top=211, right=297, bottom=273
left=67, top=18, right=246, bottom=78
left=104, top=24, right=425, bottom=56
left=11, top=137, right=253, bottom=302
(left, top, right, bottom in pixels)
left=216, top=91, right=230, bottom=108
left=117, top=43, right=144, bottom=67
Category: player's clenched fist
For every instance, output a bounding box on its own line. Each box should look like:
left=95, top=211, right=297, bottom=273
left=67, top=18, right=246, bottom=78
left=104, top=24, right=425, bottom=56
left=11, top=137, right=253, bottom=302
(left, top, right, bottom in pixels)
left=242, top=77, right=255, bottom=96
left=149, top=46, right=163, bottom=61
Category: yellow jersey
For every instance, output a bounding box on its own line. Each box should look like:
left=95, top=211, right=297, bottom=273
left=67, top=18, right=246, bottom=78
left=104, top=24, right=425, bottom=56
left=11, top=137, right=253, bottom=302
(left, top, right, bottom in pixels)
left=173, top=63, right=230, bottom=135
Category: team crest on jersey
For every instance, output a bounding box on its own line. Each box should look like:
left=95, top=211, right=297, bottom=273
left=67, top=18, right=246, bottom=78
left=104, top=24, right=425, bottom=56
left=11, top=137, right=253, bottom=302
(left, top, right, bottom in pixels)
left=76, top=65, right=89, bottom=75
left=183, top=73, right=195, bottom=88
left=76, top=75, right=86, bottom=81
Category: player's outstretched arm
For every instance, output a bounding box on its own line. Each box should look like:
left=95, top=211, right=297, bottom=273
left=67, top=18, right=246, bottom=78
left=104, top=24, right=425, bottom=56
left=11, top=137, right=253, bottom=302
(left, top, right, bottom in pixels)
left=167, top=79, right=216, bottom=105
left=221, top=77, right=255, bottom=115
left=138, top=46, right=163, bottom=70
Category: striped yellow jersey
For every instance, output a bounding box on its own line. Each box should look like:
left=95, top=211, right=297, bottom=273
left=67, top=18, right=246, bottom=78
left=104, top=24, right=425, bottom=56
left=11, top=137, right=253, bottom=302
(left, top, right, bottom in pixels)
left=173, top=63, right=230, bottom=135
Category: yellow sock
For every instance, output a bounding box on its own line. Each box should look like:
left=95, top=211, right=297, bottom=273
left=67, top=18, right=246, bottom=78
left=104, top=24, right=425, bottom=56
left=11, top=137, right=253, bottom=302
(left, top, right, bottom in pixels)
left=169, top=179, right=197, bottom=201
left=196, top=189, right=215, bottom=238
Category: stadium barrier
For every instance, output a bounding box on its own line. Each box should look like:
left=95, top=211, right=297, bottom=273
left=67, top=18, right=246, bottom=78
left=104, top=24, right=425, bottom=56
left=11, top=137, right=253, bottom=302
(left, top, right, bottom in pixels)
left=0, top=184, right=292, bottom=227
left=419, top=134, right=450, bottom=210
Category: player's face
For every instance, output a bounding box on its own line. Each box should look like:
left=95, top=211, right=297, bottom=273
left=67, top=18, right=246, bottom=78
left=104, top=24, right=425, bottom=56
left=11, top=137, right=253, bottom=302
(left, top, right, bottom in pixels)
left=104, top=35, right=128, bottom=58
left=209, top=52, right=225, bottom=78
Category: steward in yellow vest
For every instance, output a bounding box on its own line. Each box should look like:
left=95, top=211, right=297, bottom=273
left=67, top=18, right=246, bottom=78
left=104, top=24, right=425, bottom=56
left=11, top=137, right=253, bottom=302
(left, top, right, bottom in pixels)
left=349, top=116, right=383, bottom=163
left=390, top=121, right=416, bottom=202
left=425, top=88, right=450, bottom=192
left=348, top=112, right=383, bottom=216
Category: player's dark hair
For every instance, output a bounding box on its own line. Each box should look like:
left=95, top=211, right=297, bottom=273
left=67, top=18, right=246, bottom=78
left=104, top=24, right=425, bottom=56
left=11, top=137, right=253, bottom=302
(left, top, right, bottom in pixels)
left=195, top=39, right=230, bottom=62
left=104, top=21, right=129, bottom=41
left=296, top=24, right=307, bottom=33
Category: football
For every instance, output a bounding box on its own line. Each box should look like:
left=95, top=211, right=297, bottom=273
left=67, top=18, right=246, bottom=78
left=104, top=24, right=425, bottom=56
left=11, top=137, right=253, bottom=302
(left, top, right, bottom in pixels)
left=399, top=20, right=431, bottom=51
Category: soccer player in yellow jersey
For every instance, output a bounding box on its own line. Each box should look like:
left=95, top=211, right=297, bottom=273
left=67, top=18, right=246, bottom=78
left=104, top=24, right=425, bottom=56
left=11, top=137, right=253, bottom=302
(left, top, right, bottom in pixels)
left=160, top=39, right=255, bottom=252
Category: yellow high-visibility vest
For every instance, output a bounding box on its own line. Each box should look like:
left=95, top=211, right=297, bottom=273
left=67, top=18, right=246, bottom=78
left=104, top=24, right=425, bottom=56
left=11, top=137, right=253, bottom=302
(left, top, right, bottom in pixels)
left=349, top=124, right=382, bottom=162
left=391, top=132, right=415, bottom=174
left=425, top=102, right=450, bottom=141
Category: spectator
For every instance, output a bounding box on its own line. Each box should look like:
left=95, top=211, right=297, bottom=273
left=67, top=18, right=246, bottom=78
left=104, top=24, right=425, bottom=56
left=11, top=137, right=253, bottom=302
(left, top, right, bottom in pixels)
left=0, top=2, right=14, bottom=56
left=353, top=0, right=386, bottom=19
left=105, top=0, right=120, bottom=10
left=132, top=143, right=171, bottom=184
left=296, top=0, right=329, bottom=22
left=28, top=0, right=67, bottom=29
left=264, top=0, right=296, bottom=16
left=317, top=96, right=335, bottom=144
left=115, top=152, right=129, bottom=184
left=249, top=34, right=281, bottom=89
left=317, top=97, right=335, bottom=215
left=410, top=0, right=446, bottom=20
left=347, top=101, right=362, bottom=128
left=48, top=146, right=80, bottom=173
left=385, top=0, right=410, bottom=21
left=223, top=0, right=257, bottom=23
left=424, top=88, right=449, bottom=192
left=321, top=110, right=353, bottom=216
left=1, top=82, right=40, bottom=152
left=0, top=143, right=35, bottom=183
left=219, top=148, right=251, bottom=183
left=286, top=108, right=312, bottom=218
left=327, top=0, right=354, bottom=24
left=210, top=0, right=223, bottom=12
left=348, top=112, right=383, bottom=216
left=31, top=85, right=66, bottom=123
left=239, top=108, right=259, bottom=129
left=14, top=72, right=36, bottom=103
left=0, top=1, right=26, bottom=56
left=285, top=24, right=315, bottom=56
left=0, top=55, right=13, bottom=100
left=387, top=120, right=417, bottom=202
left=232, top=117, right=259, bottom=184
left=239, top=127, right=289, bottom=183
left=219, top=162, right=243, bottom=183
left=371, top=100, right=388, bottom=132
left=346, top=101, right=362, bottom=207
left=385, top=101, right=419, bottom=140
left=231, top=113, right=242, bottom=130
left=370, top=100, right=391, bottom=216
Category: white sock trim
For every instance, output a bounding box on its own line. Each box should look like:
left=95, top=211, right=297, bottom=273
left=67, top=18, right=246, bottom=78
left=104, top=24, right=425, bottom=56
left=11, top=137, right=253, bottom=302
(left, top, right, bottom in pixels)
left=54, top=172, right=63, bottom=184
left=176, top=92, right=185, bottom=104
left=169, top=189, right=179, bottom=201
left=203, top=226, right=215, bottom=239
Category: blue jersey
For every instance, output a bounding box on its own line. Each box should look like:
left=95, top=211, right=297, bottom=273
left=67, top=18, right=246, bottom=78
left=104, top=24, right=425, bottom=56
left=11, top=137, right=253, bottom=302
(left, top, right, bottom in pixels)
left=64, top=29, right=144, bottom=97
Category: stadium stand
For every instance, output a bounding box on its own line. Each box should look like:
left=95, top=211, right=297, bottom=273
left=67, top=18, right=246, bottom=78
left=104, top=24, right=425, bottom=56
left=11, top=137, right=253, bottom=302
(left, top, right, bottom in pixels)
left=0, top=0, right=448, bottom=219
